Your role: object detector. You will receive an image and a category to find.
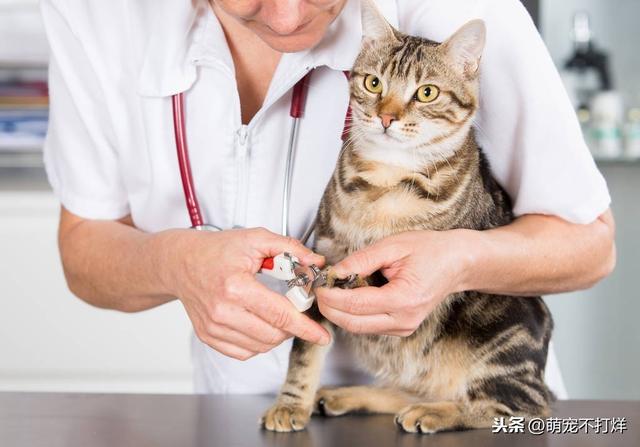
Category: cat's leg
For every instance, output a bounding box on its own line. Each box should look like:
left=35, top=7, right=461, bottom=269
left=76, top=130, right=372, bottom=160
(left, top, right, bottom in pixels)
left=394, top=400, right=509, bottom=433
left=395, top=382, right=551, bottom=434
left=261, top=323, right=333, bottom=432
left=315, top=386, right=417, bottom=416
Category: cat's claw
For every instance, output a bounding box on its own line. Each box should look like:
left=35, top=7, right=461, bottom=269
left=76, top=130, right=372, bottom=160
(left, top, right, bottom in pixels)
left=261, top=403, right=312, bottom=432
left=333, top=273, right=367, bottom=289
left=314, top=387, right=358, bottom=417
left=316, top=267, right=367, bottom=290
left=348, top=274, right=367, bottom=288
left=395, top=403, right=459, bottom=434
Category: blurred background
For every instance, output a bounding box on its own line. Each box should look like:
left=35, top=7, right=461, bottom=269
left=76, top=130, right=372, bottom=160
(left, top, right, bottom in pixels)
left=0, top=0, right=638, bottom=398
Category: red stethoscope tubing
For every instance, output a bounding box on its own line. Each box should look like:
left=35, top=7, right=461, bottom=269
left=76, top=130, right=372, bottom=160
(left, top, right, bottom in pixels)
left=171, top=70, right=351, bottom=269
left=172, top=93, right=203, bottom=228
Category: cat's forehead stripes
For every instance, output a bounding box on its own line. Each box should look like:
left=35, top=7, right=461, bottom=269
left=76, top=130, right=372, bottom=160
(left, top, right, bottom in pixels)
left=379, top=35, right=438, bottom=81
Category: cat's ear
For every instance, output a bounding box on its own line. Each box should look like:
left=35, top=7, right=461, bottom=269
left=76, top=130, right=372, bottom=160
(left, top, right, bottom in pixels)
left=443, top=20, right=486, bottom=77
left=361, top=0, right=395, bottom=42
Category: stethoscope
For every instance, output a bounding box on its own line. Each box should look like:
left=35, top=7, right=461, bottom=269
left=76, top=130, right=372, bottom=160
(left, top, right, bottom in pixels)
left=171, top=69, right=352, bottom=240
left=170, top=69, right=352, bottom=311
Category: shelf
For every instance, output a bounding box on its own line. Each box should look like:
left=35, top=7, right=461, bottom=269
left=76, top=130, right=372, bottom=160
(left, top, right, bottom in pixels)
left=0, top=165, right=49, bottom=192
left=0, top=148, right=43, bottom=168
left=594, top=157, right=640, bottom=165
left=0, top=61, right=47, bottom=70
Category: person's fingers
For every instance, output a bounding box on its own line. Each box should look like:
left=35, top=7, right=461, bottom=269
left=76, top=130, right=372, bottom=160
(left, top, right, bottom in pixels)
left=247, top=284, right=331, bottom=345
left=206, top=324, right=274, bottom=353
left=331, top=237, right=407, bottom=278
left=316, top=300, right=401, bottom=335
left=212, top=304, right=291, bottom=349
left=315, top=283, right=408, bottom=316
left=202, top=336, right=257, bottom=361
left=307, top=253, right=326, bottom=268
left=252, top=227, right=325, bottom=266
left=231, top=274, right=331, bottom=345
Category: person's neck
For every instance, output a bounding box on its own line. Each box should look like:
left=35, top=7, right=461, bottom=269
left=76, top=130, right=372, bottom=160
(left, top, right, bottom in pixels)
left=211, top=2, right=283, bottom=124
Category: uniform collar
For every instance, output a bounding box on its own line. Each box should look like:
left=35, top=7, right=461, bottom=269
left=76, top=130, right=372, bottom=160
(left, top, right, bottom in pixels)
left=137, top=0, right=399, bottom=98
left=137, top=0, right=210, bottom=97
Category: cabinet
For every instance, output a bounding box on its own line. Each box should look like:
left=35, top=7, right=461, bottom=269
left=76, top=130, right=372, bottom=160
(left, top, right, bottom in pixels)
left=0, top=189, right=194, bottom=393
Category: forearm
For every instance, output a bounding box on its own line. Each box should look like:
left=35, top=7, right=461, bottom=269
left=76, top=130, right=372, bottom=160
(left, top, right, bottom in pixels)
left=459, top=210, right=616, bottom=296
left=58, top=207, right=179, bottom=312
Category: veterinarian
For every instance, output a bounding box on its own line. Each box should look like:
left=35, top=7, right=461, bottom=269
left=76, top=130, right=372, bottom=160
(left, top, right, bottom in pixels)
left=42, top=0, right=615, bottom=399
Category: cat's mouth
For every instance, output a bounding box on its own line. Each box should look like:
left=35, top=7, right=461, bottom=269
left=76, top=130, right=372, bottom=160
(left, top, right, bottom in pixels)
left=377, top=129, right=404, bottom=143
left=382, top=133, right=400, bottom=142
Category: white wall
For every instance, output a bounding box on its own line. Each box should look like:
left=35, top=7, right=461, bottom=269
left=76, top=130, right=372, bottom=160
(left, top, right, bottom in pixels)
left=0, top=0, right=48, bottom=65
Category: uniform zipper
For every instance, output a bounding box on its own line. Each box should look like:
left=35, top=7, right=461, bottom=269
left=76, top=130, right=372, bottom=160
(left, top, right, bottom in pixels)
left=233, top=124, right=250, bottom=228
left=231, top=65, right=314, bottom=230
left=198, top=56, right=313, bottom=230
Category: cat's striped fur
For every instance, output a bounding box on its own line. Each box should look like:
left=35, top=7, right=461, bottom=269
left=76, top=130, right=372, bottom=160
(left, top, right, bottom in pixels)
left=262, top=1, right=554, bottom=434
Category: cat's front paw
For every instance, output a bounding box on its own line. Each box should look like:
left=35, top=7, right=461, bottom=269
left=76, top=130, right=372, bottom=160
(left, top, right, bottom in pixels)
left=260, top=403, right=312, bottom=432
left=395, top=402, right=462, bottom=434
left=315, top=387, right=358, bottom=417
left=321, top=267, right=367, bottom=289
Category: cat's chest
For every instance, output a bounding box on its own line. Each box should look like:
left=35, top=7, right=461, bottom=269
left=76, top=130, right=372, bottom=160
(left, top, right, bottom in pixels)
left=341, top=169, right=451, bottom=232
left=350, top=186, right=433, bottom=226
left=315, top=157, right=468, bottom=263
left=323, top=189, right=439, bottom=261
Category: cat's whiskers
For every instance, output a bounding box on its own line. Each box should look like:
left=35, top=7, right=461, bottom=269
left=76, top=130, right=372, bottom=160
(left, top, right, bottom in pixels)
left=470, top=116, right=489, bottom=143
left=408, top=142, right=422, bottom=199
left=344, top=126, right=368, bottom=148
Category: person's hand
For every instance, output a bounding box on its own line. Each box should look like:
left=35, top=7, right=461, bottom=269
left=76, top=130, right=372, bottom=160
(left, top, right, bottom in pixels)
left=315, top=230, right=473, bottom=337
left=158, top=227, right=330, bottom=360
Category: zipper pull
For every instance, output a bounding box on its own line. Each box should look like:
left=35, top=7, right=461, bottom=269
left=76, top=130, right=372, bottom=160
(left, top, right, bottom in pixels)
left=237, top=125, right=249, bottom=149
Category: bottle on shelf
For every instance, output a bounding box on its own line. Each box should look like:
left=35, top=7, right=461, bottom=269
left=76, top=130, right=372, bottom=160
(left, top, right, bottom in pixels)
left=561, top=11, right=612, bottom=115
left=624, top=107, right=640, bottom=160
left=560, top=11, right=622, bottom=160
left=589, top=91, right=624, bottom=160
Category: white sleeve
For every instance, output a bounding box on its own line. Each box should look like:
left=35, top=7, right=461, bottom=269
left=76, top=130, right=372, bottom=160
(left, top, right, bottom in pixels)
left=41, top=0, right=130, bottom=220
left=399, top=0, right=611, bottom=224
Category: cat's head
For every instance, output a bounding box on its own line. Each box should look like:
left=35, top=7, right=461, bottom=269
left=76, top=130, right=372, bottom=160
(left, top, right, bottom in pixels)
left=348, top=0, right=486, bottom=166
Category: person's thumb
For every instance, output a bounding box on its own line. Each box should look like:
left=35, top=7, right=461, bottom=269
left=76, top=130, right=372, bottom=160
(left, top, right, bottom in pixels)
left=257, top=230, right=325, bottom=266
left=332, top=240, right=395, bottom=278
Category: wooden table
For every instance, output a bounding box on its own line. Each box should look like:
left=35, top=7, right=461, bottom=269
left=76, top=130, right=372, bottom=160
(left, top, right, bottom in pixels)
left=1, top=393, right=637, bottom=446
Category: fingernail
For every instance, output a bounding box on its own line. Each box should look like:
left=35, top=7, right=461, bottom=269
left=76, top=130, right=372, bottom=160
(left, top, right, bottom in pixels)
left=304, top=253, right=324, bottom=265
left=331, top=265, right=346, bottom=277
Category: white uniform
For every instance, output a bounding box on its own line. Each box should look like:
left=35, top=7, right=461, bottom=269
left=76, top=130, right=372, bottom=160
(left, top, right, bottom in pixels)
left=41, top=0, right=612, bottom=400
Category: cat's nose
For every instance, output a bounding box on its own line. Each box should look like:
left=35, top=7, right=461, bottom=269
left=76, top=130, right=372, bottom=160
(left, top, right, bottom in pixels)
left=380, top=114, right=397, bottom=129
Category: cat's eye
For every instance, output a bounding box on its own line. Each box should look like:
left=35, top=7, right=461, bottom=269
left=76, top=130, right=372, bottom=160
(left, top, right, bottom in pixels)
left=363, top=74, right=383, bottom=94
left=415, top=84, right=440, bottom=103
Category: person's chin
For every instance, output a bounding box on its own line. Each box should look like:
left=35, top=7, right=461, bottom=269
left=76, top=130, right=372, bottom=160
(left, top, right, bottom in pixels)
left=256, top=25, right=327, bottom=53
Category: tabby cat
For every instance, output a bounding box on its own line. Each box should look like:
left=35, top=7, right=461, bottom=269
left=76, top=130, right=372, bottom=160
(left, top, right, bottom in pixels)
left=262, top=0, right=555, bottom=434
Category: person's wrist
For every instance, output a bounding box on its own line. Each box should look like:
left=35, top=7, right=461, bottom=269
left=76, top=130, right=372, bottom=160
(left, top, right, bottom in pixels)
left=150, top=228, right=195, bottom=298
left=447, top=228, right=486, bottom=293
